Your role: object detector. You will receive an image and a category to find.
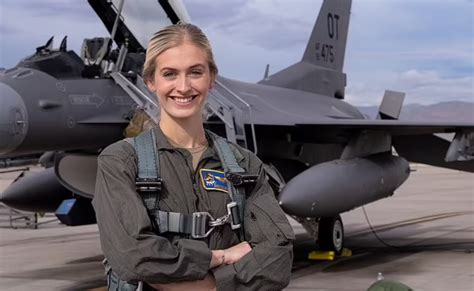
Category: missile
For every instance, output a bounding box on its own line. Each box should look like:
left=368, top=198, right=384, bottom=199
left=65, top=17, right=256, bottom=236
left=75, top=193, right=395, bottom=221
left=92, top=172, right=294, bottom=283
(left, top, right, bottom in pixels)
left=278, top=153, right=410, bottom=217
left=0, top=167, right=74, bottom=212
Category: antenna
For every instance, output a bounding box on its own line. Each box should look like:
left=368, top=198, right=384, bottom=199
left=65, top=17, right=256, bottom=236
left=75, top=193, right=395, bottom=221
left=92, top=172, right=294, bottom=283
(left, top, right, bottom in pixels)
left=59, top=36, right=67, bottom=52
left=263, top=64, right=270, bottom=80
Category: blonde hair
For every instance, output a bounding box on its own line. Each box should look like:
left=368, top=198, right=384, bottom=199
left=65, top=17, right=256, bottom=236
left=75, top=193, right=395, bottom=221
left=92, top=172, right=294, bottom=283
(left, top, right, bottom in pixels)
left=142, top=23, right=218, bottom=82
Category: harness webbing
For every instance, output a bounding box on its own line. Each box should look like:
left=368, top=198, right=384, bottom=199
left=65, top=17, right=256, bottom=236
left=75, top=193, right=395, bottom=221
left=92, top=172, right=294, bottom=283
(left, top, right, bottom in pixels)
left=212, top=137, right=247, bottom=240
left=134, top=129, right=159, bottom=180
left=133, top=130, right=161, bottom=229
left=133, top=129, right=251, bottom=241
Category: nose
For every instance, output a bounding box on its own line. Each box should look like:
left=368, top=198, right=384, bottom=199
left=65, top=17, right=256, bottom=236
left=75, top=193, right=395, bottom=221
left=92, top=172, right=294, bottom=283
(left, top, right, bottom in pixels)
left=0, top=82, right=28, bottom=156
left=176, top=75, right=191, bottom=94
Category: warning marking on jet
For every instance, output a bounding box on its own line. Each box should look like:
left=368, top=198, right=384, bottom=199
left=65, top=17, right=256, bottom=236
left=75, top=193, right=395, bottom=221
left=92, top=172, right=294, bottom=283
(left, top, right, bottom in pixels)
left=69, top=94, right=104, bottom=108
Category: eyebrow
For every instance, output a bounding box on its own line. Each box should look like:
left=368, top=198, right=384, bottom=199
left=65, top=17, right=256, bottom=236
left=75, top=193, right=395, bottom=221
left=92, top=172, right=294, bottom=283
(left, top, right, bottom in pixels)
left=159, top=64, right=206, bottom=72
left=189, top=64, right=206, bottom=69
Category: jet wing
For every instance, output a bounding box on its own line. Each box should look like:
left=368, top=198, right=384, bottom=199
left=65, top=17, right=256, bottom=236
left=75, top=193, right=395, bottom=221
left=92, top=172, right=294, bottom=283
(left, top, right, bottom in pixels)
left=289, top=121, right=474, bottom=172
left=294, top=120, right=474, bottom=136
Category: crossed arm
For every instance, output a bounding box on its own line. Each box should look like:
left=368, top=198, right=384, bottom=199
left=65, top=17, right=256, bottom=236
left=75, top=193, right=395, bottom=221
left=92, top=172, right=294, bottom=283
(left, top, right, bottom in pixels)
left=149, top=242, right=252, bottom=291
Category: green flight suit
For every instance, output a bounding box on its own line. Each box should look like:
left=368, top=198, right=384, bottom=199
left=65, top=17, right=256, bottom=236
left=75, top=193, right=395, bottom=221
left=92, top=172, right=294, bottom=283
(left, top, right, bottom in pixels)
left=92, top=127, right=294, bottom=290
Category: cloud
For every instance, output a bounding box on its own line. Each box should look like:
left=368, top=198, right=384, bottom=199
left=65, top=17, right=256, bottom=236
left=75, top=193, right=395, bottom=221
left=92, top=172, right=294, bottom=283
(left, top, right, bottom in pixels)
left=0, top=1, right=108, bottom=68
left=1, top=0, right=95, bottom=20
left=186, top=0, right=319, bottom=51
left=1, top=0, right=472, bottom=106
left=184, top=0, right=473, bottom=105
left=397, top=70, right=473, bottom=103
left=346, top=69, right=473, bottom=106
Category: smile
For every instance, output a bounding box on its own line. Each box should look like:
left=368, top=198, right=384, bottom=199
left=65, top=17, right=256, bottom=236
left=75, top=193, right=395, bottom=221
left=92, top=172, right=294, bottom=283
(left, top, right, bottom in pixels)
left=170, top=95, right=198, bottom=105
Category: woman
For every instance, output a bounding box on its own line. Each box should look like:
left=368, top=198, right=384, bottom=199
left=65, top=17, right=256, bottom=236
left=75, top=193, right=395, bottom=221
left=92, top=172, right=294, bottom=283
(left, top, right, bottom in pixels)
left=93, top=23, right=294, bottom=291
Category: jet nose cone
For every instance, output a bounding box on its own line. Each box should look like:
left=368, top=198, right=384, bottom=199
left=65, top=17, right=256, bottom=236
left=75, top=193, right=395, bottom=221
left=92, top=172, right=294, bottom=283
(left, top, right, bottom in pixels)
left=0, top=82, right=28, bottom=156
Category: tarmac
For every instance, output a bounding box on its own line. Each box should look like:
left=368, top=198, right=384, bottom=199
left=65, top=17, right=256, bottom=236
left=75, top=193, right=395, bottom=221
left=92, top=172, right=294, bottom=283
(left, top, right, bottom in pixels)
left=0, top=164, right=472, bottom=291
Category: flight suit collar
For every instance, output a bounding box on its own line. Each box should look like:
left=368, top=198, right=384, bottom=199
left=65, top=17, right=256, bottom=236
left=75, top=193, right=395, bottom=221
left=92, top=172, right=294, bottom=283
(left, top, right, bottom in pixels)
left=152, top=126, right=244, bottom=163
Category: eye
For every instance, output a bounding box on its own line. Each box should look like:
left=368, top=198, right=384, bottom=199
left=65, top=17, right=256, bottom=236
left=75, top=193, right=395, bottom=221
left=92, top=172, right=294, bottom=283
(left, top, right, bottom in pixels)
left=162, top=71, right=177, bottom=79
left=190, top=70, right=204, bottom=77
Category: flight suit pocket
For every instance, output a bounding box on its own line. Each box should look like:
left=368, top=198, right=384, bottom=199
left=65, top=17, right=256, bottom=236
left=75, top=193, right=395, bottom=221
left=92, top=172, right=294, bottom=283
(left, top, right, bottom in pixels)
left=250, top=194, right=295, bottom=244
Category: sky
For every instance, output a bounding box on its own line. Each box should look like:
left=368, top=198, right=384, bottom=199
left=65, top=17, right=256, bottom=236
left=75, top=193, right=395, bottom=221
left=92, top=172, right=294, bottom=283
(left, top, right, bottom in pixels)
left=0, top=0, right=472, bottom=106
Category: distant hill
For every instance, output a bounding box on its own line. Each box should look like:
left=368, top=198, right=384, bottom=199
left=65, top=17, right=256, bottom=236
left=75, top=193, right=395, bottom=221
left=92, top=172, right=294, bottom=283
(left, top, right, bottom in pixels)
left=358, top=101, right=474, bottom=122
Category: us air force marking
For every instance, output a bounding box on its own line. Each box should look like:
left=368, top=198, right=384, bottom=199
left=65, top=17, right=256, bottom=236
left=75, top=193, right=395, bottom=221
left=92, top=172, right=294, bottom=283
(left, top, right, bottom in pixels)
left=200, top=169, right=229, bottom=193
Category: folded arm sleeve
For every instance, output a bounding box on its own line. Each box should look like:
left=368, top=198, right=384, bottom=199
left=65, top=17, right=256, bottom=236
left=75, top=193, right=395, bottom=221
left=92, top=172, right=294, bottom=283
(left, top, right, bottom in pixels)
left=92, top=143, right=212, bottom=284
left=212, top=155, right=295, bottom=291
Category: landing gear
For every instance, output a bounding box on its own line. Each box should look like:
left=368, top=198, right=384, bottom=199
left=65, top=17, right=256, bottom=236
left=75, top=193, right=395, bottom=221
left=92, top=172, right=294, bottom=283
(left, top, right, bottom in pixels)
left=318, top=215, right=344, bottom=255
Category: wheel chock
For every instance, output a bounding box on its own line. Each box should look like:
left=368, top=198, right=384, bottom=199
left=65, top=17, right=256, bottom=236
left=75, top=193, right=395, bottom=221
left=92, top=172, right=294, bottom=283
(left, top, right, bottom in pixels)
left=307, top=248, right=352, bottom=261
left=340, top=248, right=352, bottom=257
left=308, top=250, right=335, bottom=260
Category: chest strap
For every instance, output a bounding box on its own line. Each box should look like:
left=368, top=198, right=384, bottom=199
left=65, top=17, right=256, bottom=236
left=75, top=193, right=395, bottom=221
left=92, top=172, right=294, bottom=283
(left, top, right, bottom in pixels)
left=153, top=210, right=232, bottom=239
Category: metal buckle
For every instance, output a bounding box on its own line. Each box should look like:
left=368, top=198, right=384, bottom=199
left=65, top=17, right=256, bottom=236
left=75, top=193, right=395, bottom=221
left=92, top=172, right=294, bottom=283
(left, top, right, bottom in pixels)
left=226, top=173, right=258, bottom=186
left=135, top=178, right=162, bottom=193
left=209, top=214, right=230, bottom=227
left=191, top=212, right=215, bottom=239
left=227, top=201, right=241, bottom=230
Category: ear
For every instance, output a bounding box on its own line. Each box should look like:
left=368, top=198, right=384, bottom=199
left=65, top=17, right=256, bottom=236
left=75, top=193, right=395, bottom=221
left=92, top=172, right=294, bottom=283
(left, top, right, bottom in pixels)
left=146, top=79, right=156, bottom=93
left=209, top=74, right=216, bottom=90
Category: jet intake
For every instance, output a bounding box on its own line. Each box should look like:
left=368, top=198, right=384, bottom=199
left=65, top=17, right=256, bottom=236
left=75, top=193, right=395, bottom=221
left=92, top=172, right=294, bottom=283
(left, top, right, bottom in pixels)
left=55, top=154, right=98, bottom=199
left=278, top=153, right=410, bottom=217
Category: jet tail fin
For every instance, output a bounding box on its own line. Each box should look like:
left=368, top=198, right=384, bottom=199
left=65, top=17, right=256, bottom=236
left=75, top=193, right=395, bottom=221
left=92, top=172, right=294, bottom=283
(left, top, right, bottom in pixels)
left=302, top=0, right=351, bottom=72
left=259, top=0, right=352, bottom=99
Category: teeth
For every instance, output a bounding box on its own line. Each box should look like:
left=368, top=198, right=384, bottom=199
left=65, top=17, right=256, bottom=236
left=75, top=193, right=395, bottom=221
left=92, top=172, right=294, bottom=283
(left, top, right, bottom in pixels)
left=173, top=96, right=195, bottom=104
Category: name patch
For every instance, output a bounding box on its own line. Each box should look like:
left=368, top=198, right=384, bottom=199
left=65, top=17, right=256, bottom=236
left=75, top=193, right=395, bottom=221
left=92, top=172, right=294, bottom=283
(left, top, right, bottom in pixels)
left=200, top=169, right=228, bottom=193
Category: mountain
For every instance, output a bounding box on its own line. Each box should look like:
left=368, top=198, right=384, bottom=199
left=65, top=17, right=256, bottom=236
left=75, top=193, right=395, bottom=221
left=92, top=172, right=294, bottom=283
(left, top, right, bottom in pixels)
left=358, top=101, right=474, bottom=122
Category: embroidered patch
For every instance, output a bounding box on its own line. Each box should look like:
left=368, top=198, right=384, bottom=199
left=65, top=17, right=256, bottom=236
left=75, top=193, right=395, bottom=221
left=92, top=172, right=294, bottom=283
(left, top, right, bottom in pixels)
left=200, top=169, right=228, bottom=193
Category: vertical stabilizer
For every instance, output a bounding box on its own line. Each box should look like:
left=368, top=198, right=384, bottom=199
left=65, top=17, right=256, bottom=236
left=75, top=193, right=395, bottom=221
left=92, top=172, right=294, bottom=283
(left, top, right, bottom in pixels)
left=302, top=0, right=351, bottom=72
left=259, top=0, right=352, bottom=99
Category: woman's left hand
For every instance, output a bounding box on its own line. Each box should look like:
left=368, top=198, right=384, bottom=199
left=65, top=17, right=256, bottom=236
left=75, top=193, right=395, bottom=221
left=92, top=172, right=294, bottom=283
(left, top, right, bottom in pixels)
left=222, top=241, right=252, bottom=265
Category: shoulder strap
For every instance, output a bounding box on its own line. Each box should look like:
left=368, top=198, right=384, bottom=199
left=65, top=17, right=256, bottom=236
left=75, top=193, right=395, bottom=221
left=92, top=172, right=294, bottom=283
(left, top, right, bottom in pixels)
left=133, top=129, right=162, bottom=229
left=134, top=129, right=160, bottom=181
left=212, top=137, right=249, bottom=241
left=213, top=138, right=246, bottom=175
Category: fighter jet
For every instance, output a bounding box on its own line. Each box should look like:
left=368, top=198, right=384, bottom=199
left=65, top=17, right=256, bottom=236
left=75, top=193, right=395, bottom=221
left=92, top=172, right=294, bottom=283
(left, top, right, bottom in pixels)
left=1, top=0, right=473, bottom=254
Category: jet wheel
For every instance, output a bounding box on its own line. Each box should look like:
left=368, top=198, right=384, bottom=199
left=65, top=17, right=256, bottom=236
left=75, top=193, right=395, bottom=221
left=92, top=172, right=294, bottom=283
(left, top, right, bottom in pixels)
left=318, top=215, right=344, bottom=256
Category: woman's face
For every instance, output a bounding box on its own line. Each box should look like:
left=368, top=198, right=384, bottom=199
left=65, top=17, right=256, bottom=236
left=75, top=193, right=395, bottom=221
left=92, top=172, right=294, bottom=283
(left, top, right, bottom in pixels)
left=147, top=42, right=214, bottom=121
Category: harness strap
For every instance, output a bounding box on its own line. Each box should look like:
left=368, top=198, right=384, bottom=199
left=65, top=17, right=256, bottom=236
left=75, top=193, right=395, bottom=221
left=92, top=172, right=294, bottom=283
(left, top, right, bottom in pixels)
left=154, top=210, right=223, bottom=239
left=132, top=130, right=255, bottom=241
left=213, top=138, right=246, bottom=174
left=212, top=137, right=249, bottom=240
left=133, top=130, right=161, bottom=230
left=155, top=210, right=193, bottom=235
left=134, top=129, right=159, bottom=180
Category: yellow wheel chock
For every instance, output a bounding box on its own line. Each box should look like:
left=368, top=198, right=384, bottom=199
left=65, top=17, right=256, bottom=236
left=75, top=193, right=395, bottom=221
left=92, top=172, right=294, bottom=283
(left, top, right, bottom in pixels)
left=308, top=248, right=352, bottom=261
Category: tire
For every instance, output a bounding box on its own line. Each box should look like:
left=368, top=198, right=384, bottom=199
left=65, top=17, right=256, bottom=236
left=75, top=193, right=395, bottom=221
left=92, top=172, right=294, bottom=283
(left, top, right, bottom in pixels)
left=318, top=215, right=344, bottom=255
